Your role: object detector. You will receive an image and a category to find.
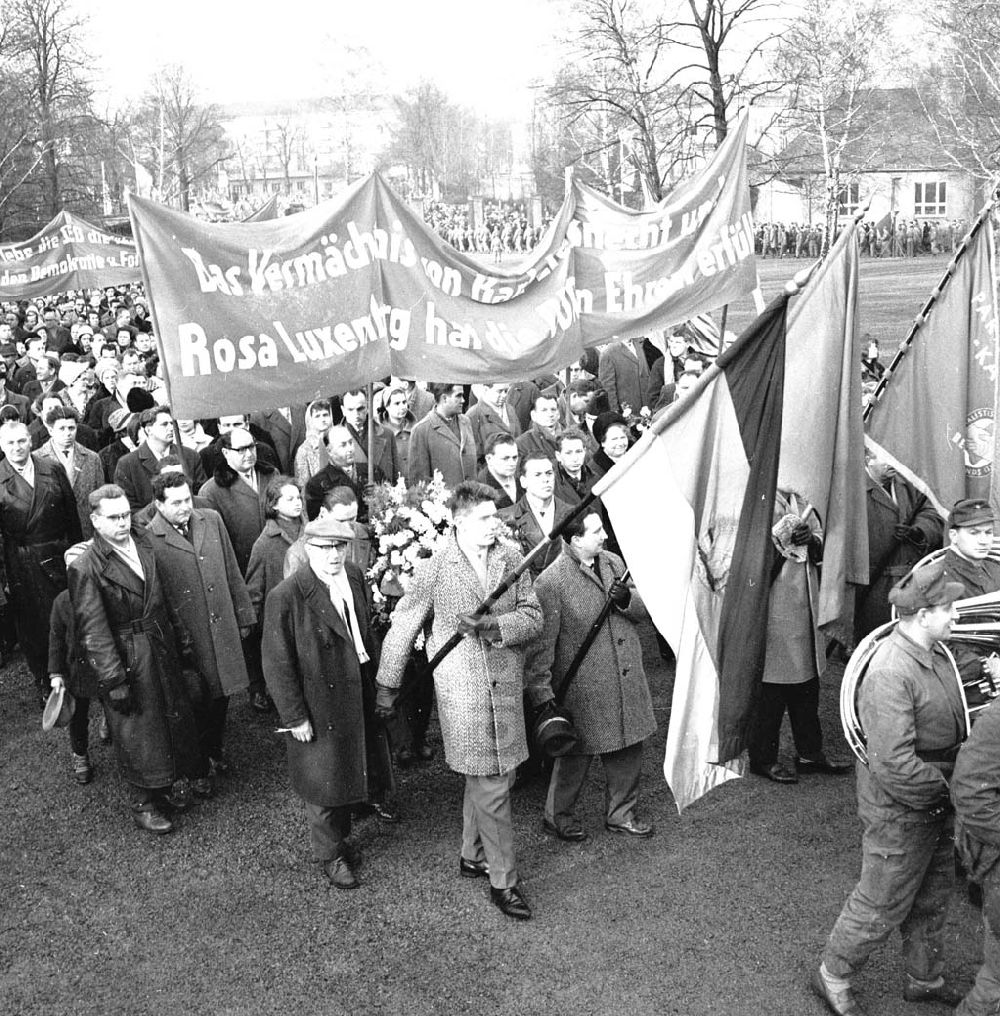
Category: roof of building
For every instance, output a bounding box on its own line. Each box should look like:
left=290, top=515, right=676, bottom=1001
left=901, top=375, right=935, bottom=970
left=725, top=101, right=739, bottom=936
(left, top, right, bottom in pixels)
left=776, top=87, right=955, bottom=175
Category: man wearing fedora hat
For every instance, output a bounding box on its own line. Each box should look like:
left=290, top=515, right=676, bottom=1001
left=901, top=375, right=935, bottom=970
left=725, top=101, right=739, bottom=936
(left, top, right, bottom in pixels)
left=262, top=515, right=393, bottom=891
left=814, top=560, right=968, bottom=1015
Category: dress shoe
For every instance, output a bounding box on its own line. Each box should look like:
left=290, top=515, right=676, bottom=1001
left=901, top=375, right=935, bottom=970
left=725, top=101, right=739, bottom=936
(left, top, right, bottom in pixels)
left=71, top=752, right=93, bottom=785
left=811, top=968, right=867, bottom=1016
left=132, top=807, right=174, bottom=835
left=371, top=802, right=399, bottom=824
left=323, top=856, right=358, bottom=890
left=416, top=743, right=434, bottom=761
left=208, top=754, right=233, bottom=777
left=396, top=748, right=416, bottom=768
left=902, top=976, right=965, bottom=1005
left=161, top=779, right=194, bottom=812
left=750, top=762, right=799, bottom=784
left=605, top=817, right=654, bottom=838
left=192, top=777, right=214, bottom=798
left=543, top=819, right=588, bottom=843
left=341, top=842, right=363, bottom=869
left=460, top=856, right=490, bottom=879
left=250, top=691, right=274, bottom=713
left=490, top=885, right=532, bottom=920
left=797, top=755, right=853, bottom=776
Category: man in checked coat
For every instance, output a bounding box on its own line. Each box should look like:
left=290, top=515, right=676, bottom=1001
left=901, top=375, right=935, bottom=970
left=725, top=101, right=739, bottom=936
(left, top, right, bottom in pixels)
left=375, top=481, right=543, bottom=921
left=525, top=511, right=656, bottom=842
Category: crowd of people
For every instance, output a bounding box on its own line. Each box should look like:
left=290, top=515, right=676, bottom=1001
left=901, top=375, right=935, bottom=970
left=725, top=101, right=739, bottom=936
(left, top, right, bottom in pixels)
left=423, top=200, right=550, bottom=259
left=754, top=218, right=969, bottom=259
left=2, top=284, right=720, bottom=923
left=10, top=271, right=1000, bottom=1008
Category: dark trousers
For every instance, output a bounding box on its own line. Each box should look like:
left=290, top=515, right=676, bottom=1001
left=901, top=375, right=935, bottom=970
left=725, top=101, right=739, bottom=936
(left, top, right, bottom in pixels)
left=304, top=802, right=353, bottom=862
left=242, top=629, right=266, bottom=696
left=958, top=866, right=1000, bottom=1014
left=69, top=696, right=92, bottom=756
left=194, top=695, right=229, bottom=766
left=398, top=662, right=433, bottom=751
left=749, top=677, right=823, bottom=767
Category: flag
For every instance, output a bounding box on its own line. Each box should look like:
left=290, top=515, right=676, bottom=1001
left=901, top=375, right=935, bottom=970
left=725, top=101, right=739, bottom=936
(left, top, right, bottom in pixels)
left=866, top=219, right=1000, bottom=517
left=779, top=219, right=869, bottom=638
left=593, top=294, right=788, bottom=810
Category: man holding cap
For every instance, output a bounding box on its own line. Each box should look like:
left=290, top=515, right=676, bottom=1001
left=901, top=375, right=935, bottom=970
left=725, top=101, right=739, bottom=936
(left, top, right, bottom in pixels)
left=814, top=560, right=967, bottom=1015
left=261, top=515, right=392, bottom=891
left=943, top=498, right=1000, bottom=598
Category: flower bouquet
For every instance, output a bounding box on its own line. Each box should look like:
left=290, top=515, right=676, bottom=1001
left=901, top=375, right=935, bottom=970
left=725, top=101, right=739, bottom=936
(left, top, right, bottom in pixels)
left=366, top=472, right=453, bottom=632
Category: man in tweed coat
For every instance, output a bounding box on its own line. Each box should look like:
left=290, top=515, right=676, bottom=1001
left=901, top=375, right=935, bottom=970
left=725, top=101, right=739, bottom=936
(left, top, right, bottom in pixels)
left=526, top=512, right=656, bottom=841
left=375, top=481, right=543, bottom=920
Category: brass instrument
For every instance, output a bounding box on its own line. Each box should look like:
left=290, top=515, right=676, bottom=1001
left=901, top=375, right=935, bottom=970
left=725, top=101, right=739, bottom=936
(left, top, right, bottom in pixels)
left=840, top=548, right=1000, bottom=765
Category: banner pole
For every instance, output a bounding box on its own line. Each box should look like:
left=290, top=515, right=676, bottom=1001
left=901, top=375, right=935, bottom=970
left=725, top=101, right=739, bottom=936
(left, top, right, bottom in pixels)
left=366, top=383, right=375, bottom=485
left=563, top=365, right=572, bottom=428
left=864, top=186, right=1000, bottom=423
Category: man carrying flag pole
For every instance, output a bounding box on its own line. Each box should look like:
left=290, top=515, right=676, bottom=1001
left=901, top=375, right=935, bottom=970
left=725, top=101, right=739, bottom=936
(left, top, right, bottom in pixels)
left=592, top=286, right=791, bottom=810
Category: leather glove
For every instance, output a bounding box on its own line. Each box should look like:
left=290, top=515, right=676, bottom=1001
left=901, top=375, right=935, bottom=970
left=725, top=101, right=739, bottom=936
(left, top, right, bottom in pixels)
left=107, top=683, right=136, bottom=716
left=374, top=684, right=398, bottom=720
left=456, top=612, right=501, bottom=643
left=608, top=578, right=631, bottom=608
left=893, top=524, right=924, bottom=547
left=790, top=521, right=813, bottom=546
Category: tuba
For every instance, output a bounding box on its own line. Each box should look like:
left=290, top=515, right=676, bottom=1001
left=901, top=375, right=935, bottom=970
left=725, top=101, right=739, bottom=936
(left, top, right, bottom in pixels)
left=841, top=549, right=1000, bottom=765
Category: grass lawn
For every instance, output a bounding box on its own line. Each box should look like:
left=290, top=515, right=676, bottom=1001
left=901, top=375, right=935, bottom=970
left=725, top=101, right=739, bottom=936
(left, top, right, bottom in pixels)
left=724, top=254, right=948, bottom=350
left=0, top=620, right=985, bottom=1016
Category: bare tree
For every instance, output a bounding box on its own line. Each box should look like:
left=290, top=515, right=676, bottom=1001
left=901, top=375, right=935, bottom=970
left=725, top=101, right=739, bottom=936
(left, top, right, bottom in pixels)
left=541, top=0, right=782, bottom=204
left=8, top=0, right=94, bottom=218
left=915, top=1, right=1000, bottom=185
left=772, top=0, right=891, bottom=242
left=130, top=65, right=228, bottom=211
left=269, top=117, right=302, bottom=194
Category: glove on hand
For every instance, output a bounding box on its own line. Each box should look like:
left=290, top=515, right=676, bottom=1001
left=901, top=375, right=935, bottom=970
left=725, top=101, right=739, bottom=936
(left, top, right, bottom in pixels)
left=107, top=683, right=136, bottom=716
left=790, top=521, right=813, bottom=546
left=893, top=524, right=924, bottom=547
left=374, top=684, right=398, bottom=720
left=608, top=578, right=631, bottom=608
left=456, top=612, right=501, bottom=642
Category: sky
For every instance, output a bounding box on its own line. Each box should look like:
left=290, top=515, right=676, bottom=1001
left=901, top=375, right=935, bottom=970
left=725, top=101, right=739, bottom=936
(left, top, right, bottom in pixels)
left=85, top=0, right=566, bottom=119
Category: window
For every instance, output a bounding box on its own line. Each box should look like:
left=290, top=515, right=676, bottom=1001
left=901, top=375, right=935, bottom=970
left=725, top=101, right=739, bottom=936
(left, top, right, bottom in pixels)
left=838, top=182, right=860, bottom=214
left=914, top=181, right=947, bottom=216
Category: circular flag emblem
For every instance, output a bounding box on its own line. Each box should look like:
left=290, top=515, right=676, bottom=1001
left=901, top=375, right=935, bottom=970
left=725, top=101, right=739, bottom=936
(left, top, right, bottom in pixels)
left=965, top=407, right=995, bottom=478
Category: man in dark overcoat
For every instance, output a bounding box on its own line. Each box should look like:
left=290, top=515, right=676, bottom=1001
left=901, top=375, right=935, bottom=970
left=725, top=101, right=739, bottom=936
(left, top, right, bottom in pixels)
left=0, top=419, right=82, bottom=702
left=500, top=453, right=574, bottom=580
left=854, top=449, right=942, bottom=641
left=262, top=516, right=392, bottom=890
left=526, top=512, right=656, bottom=841
left=69, top=484, right=202, bottom=834
left=197, top=427, right=277, bottom=574
left=146, top=473, right=254, bottom=784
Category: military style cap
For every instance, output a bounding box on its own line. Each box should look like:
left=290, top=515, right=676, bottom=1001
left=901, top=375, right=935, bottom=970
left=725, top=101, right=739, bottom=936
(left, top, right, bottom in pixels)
left=889, top=560, right=966, bottom=615
left=303, top=516, right=354, bottom=546
left=949, top=498, right=995, bottom=529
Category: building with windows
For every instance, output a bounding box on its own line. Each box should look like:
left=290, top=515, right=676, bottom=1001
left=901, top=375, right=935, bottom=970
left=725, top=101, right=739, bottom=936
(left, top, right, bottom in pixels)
left=751, top=88, right=983, bottom=227
left=217, top=99, right=392, bottom=206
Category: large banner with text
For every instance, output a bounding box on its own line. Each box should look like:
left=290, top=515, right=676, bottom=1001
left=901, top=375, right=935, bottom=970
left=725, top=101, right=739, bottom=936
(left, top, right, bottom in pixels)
left=0, top=211, right=141, bottom=298
left=130, top=115, right=756, bottom=418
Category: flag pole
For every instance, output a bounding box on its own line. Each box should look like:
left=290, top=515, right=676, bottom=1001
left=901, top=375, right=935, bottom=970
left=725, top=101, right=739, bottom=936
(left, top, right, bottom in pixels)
left=864, top=186, right=1000, bottom=423
left=366, top=383, right=375, bottom=484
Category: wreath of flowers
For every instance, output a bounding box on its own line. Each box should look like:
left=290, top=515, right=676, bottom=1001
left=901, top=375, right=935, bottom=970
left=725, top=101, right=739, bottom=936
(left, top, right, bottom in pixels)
left=366, top=472, right=453, bottom=631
